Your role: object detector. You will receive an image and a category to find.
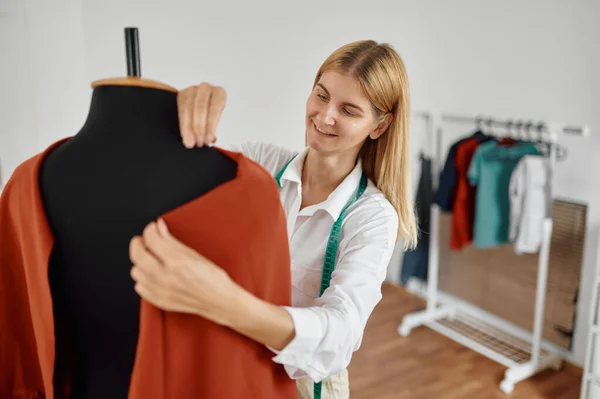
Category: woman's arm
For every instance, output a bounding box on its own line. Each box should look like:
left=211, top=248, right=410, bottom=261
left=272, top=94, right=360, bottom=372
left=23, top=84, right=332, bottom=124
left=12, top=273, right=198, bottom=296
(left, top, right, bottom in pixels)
left=130, top=197, right=398, bottom=382
left=224, top=197, right=399, bottom=382
left=227, top=285, right=297, bottom=351
left=263, top=199, right=399, bottom=382
left=129, top=218, right=297, bottom=351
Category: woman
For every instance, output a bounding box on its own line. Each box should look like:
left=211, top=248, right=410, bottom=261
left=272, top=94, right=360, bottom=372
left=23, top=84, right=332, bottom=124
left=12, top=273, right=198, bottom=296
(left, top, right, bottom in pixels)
left=129, top=40, right=418, bottom=398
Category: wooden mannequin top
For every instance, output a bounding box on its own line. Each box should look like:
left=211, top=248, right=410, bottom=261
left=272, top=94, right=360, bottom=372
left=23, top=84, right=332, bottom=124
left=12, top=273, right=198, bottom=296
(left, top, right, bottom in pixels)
left=91, top=77, right=178, bottom=93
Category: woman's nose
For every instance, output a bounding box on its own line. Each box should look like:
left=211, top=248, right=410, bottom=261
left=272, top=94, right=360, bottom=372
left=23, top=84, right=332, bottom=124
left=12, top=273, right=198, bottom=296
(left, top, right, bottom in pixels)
left=321, top=105, right=336, bottom=126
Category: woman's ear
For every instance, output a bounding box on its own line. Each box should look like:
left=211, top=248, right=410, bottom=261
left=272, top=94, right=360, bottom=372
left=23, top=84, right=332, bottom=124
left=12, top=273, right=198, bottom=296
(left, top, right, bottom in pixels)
left=369, top=113, right=393, bottom=140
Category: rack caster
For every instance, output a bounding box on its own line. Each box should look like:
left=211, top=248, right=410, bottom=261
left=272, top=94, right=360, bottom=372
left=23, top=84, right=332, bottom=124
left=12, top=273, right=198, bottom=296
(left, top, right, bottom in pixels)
left=500, top=380, right=514, bottom=394
left=551, top=359, right=563, bottom=371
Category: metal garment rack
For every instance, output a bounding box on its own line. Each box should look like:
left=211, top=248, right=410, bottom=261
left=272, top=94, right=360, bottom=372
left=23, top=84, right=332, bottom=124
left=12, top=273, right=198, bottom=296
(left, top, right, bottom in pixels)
left=399, top=112, right=589, bottom=394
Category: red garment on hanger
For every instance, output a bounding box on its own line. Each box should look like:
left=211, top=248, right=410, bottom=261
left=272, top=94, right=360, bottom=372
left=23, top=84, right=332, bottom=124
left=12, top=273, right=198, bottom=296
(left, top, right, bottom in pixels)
left=0, top=138, right=298, bottom=399
left=498, top=137, right=517, bottom=146
left=450, top=138, right=482, bottom=250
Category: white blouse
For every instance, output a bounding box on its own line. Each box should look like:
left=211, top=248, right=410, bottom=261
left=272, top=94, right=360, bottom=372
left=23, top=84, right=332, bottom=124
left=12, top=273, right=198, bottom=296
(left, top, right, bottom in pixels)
left=226, top=141, right=399, bottom=382
left=509, top=155, right=550, bottom=254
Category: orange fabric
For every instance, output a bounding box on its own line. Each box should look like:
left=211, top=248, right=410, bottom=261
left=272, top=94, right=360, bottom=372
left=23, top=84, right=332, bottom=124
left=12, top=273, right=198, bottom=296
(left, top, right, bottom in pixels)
left=0, top=138, right=298, bottom=399
left=450, top=138, right=481, bottom=250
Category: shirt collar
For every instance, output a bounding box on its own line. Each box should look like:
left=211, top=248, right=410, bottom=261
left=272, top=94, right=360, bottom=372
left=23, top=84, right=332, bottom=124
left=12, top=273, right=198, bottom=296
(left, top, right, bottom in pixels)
left=279, top=147, right=308, bottom=186
left=279, top=147, right=365, bottom=220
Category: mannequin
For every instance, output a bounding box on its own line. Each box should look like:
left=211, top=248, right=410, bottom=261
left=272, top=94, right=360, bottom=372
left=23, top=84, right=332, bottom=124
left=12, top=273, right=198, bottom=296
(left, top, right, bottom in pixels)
left=39, top=82, right=237, bottom=398
left=1, top=28, right=296, bottom=399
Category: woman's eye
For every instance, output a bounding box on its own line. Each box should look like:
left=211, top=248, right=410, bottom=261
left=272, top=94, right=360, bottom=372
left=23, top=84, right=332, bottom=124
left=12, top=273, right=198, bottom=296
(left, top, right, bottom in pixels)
left=317, top=94, right=327, bottom=101
left=343, top=108, right=354, bottom=116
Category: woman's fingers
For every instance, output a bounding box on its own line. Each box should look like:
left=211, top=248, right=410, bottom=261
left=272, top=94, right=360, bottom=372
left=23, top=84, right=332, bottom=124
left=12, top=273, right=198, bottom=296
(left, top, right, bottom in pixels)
left=156, top=218, right=198, bottom=257
left=192, top=83, right=212, bottom=147
left=129, top=236, right=164, bottom=287
left=142, top=221, right=180, bottom=266
left=129, top=235, right=159, bottom=269
left=177, top=83, right=228, bottom=148
left=206, top=86, right=227, bottom=144
left=177, top=86, right=197, bottom=148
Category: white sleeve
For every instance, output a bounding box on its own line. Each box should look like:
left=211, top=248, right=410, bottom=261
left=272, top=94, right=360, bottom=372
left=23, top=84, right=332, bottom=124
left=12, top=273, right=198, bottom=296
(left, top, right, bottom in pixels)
left=509, top=158, right=526, bottom=252
left=269, top=197, right=399, bottom=382
left=221, top=141, right=297, bottom=176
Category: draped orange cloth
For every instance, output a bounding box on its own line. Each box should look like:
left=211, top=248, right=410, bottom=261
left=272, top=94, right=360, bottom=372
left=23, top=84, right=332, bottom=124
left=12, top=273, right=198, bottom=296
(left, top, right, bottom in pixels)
left=0, top=138, right=298, bottom=399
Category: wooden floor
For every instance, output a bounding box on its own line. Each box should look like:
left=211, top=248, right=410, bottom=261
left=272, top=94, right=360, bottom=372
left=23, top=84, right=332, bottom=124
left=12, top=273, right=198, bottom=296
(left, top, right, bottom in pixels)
left=347, top=283, right=583, bottom=399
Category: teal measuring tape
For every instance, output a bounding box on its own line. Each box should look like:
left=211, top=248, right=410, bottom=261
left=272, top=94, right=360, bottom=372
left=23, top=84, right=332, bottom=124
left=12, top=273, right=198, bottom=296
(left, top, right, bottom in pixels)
left=275, top=154, right=367, bottom=399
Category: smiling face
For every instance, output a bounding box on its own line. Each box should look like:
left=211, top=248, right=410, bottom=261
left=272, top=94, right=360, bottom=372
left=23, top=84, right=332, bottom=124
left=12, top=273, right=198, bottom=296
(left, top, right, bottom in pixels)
left=305, top=71, right=391, bottom=157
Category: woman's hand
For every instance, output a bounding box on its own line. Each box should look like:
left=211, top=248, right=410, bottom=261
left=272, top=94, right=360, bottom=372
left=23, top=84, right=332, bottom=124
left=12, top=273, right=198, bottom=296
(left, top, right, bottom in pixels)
left=177, top=83, right=227, bottom=148
left=129, top=218, right=237, bottom=327
left=129, top=218, right=297, bottom=350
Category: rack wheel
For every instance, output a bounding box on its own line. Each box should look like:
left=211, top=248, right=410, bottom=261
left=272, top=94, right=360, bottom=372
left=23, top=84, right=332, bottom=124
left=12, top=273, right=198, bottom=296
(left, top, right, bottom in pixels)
left=551, top=360, right=563, bottom=371
left=500, top=380, right=514, bottom=394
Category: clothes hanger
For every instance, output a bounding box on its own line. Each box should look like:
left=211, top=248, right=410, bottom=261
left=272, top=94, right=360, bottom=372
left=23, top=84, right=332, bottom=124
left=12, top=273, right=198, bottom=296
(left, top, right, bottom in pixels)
left=533, top=121, right=568, bottom=161
left=484, top=116, right=494, bottom=136
left=470, top=115, right=488, bottom=140
left=90, top=27, right=177, bottom=93
left=524, top=120, right=534, bottom=142
left=498, top=119, right=517, bottom=146
left=514, top=120, right=524, bottom=141
left=473, top=115, right=484, bottom=134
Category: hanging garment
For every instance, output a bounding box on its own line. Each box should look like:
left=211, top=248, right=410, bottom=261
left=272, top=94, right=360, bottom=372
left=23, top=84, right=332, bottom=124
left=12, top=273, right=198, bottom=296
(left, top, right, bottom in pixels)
left=509, top=154, right=550, bottom=254
left=433, top=130, right=488, bottom=212
left=498, top=137, right=518, bottom=146
left=433, top=139, right=467, bottom=212
left=450, top=138, right=482, bottom=250
left=467, top=141, right=541, bottom=249
left=0, top=138, right=298, bottom=399
left=401, top=154, right=432, bottom=285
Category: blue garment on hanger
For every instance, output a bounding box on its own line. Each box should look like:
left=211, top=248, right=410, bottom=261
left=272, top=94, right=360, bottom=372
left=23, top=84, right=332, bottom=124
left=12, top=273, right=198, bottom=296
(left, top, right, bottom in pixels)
left=432, top=140, right=465, bottom=212
left=401, top=154, right=432, bottom=285
left=468, top=141, right=541, bottom=248
left=433, top=131, right=489, bottom=212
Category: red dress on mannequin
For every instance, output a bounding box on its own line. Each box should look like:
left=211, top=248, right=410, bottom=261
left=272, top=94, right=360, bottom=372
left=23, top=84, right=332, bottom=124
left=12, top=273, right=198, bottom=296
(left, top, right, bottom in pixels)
left=0, top=138, right=298, bottom=399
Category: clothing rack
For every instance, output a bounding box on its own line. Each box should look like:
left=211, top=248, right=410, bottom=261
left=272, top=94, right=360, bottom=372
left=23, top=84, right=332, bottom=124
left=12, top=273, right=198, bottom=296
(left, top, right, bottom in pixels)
left=399, top=112, right=589, bottom=394
left=440, top=114, right=589, bottom=137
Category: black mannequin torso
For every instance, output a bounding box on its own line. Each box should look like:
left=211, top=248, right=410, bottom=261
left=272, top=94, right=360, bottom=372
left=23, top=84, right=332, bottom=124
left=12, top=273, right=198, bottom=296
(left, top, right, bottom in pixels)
left=39, top=85, right=237, bottom=399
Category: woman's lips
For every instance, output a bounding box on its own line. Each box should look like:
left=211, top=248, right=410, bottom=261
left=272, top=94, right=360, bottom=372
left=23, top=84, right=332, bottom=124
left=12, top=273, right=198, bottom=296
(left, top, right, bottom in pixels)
left=314, top=122, right=337, bottom=137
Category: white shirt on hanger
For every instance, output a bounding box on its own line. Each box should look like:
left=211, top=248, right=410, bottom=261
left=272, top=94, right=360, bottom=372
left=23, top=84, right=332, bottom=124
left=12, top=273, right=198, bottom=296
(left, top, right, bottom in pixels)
left=509, top=154, right=550, bottom=254
left=225, top=141, right=399, bottom=382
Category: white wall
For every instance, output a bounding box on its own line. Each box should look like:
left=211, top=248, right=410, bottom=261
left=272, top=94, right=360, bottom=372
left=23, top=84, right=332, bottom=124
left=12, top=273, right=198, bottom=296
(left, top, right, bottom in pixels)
left=0, top=0, right=89, bottom=188
left=0, top=0, right=36, bottom=188
left=1, top=0, right=598, bottom=366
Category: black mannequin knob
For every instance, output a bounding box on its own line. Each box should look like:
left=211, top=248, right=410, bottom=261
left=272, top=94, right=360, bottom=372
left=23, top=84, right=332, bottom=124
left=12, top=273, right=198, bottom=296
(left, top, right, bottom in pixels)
left=125, top=27, right=141, bottom=77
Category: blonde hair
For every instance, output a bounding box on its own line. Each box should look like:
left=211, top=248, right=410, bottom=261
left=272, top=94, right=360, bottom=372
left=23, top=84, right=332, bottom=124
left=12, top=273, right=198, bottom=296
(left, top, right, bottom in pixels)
left=313, top=40, right=418, bottom=250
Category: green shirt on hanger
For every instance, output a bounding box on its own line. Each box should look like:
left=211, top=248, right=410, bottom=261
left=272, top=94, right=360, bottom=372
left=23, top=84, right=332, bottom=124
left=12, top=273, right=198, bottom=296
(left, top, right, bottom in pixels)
left=467, top=141, right=542, bottom=249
